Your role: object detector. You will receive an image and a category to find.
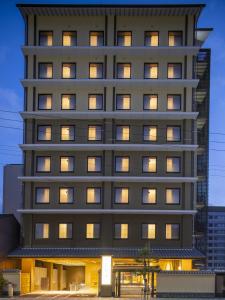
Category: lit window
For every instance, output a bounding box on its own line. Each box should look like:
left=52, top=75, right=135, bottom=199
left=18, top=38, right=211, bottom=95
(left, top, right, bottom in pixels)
left=37, top=126, right=52, bottom=141
left=143, top=157, right=157, bottom=173
left=167, top=95, right=181, bottom=111
left=61, top=94, right=76, bottom=110
left=38, top=94, right=52, bottom=110
left=59, top=187, right=74, bottom=204
left=39, top=63, right=53, bottom=79
left=59, top=223, right=72, bottom=239
left=142, top=224, right=156, bottom=239
left=62, top=63, right=76, bottom=79
left=115, top=188, right=129, bottom=204
left=37, top=156, right=51, bottom=172
left=87, top=188, right=101, bottom=204
left=143, top=126, right=157, bottom=142
left=88, top=125, right=102, bottom=141
left=117, top=63, right=131, bottom=79
left=166, top=157, right=180, bottom=173
left=60, top=157, right=74, bottom=172
left=39, top=31, right=53, bottom=46
left=36, top=188, right=50, bottom=204
left=143, top=95, right=158, bottom=110
left=144, top=63, right=158, bottom=79
left=63, top=31, right=76, bottom=46
left=86, top=223, right=100, bottom=239
left=89, top=63, right=103, bottom=79
left=90, top=31, right=104, bottom=46
left=168, top=31, right=182, bottom=46
left=87, top=157, right=102, bottom=172
left=116, top=95, right=131, bottom=110
left=114, top=224, right=128, bottom=239
left=166, top=188, right=180, bottom=204
left=115, top=157, right=129, bottom=172
left=35, top=223, right=49, bottom=239
left=117, top=31, right=132, bottom=46
left=116, top=126, right=130, bottom=141
left=88, top=94, right=103, bottom=110
left=166, top=224, right=180, bottom=239
left=167, top=126, right=181, bottom=142
left=168, top=63, right=182, bottom=79
left=61, top=126, right=75, bottom=141
left=142, top=188, right=157, bottom=204
left=145, top=31, right=159, bottom=47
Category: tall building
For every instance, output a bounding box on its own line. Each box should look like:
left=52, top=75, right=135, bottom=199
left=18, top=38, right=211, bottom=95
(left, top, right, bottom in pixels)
left=7, top=3, right=210, bottom=296
left=207, top=206, right=225, bottom=270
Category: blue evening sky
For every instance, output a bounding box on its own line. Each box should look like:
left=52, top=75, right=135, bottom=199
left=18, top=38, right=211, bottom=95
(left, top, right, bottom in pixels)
left=0, top=0, right=224, bottom=210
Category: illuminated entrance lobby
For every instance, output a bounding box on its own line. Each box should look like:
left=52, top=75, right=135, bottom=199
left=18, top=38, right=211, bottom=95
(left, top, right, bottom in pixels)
left=8, top=255, right=198, bottom=296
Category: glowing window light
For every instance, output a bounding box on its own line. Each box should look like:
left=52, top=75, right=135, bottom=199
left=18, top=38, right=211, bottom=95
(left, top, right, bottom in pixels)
left=166, top=262, right=172, bottom=270
left=123, top=65, right=131, bottom=78
left=63, top=34, right=72, bottom=46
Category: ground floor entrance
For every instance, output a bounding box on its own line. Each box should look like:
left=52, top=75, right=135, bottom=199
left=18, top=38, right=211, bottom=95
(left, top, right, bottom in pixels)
left=2, top=256, right=197, bottom=296
left=21, top=258, right=100, bottom=296
left=114, top=270, right=156, bottom=297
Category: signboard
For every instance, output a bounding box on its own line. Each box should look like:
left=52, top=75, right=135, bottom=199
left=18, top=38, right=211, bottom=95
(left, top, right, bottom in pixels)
left=101, top=256, right=112, bottom=285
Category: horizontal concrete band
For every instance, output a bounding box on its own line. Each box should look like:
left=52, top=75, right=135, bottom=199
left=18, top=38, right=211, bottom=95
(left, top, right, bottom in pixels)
left=19, top=176, right=198, bottom=182
left=21, top=79, right=199, bottom=88
left=17, top=209, right=197, bottom=215
left=20, top=111, right=199, bottom=120
left=20, top=144, right=198, bottom=151
left=22, top=46, right=200, bottom=56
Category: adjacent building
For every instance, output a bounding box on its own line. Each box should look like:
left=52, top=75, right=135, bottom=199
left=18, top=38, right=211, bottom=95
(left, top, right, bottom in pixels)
left=4, top=3, right=211, bottom=296
left=0, top=215, right=20, bottom=267
left=3, top=164, right=23, bottom=222
left=207, top=206, right=225, bottom=270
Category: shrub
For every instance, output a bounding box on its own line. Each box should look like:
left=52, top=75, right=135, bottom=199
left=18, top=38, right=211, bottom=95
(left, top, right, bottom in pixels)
left=0, top=272, right=8, bottom=295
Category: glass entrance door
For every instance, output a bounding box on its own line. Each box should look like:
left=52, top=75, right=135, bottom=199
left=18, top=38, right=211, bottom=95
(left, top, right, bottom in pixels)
left=114, top=271, right=155, bottom=297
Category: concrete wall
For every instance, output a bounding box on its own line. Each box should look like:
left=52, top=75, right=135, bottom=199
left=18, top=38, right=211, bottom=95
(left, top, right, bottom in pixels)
left=2, top=270, right=21, bottom=295
left=27, top=14, right=195, bottom=47
left=22, top=213, right=193, bottom=248
left=24, top=150, right=194, bottom=177
left=3, top=164, right=23, bottom=222
left=157, top=271, right=215, bottom=297
left=25, top=85, right=194, bottom=112
left=23, top=182, right=193, bottom=210
left=26, top=119, right=193, bottom=145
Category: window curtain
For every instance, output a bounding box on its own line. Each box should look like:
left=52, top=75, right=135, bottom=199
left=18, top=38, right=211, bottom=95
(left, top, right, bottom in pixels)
left=144, top=126, right=157, bottom=141
left=143, top=188, right=156, bottom=204
left=38, top=157, right=50, bottom=172
left=166, top=189, right=179, bottom=204
left=36, top=188, right=49, bottom=203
